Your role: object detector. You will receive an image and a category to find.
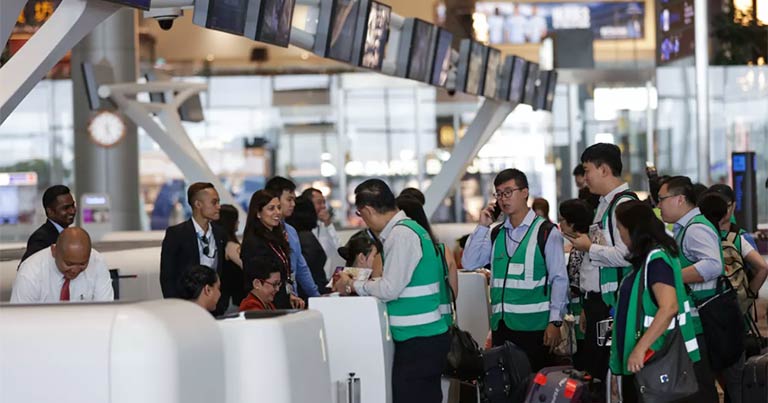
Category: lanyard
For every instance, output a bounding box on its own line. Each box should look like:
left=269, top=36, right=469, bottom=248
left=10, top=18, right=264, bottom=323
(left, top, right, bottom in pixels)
left=268, top=242, right=291, bottom=279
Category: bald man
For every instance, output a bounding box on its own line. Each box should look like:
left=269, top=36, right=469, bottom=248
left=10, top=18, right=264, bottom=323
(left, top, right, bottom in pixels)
left=11, top=227, right=114, bottom=303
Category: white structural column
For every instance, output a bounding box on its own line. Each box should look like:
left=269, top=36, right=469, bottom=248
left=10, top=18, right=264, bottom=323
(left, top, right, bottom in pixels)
left=100, top=82, right=245, bottom=219
left=0, top=0, right=120, bottom=124
left=424, top=100, right=514, bottom=218
left=645, top=80, right=655, bottom=167
left=0, top=0, right=27, bottom=51
left=694, top=0, right=711, bottom=184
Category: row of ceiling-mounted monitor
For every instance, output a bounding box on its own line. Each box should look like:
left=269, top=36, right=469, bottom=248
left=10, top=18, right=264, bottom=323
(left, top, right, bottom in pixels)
left=101, top=0, right=558, bottom=111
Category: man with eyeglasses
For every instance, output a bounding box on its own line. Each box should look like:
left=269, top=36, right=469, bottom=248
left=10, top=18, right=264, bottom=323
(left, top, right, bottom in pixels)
left=333, top=179, right=452, bottom=403
left=161, top=182, right=229, bottom=315
left=564, top=143, right=637, bottom=395
left=462, top=168, right=568, bottom=371
left=657, top=176, right=722, bottom=402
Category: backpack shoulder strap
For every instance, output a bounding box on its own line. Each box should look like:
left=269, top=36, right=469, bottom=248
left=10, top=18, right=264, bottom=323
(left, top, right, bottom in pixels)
left=607, top=190, right=639, bottom=245
left=490, top=223, right=503, bottom=243
left=537, top=220, right=555, bottom=262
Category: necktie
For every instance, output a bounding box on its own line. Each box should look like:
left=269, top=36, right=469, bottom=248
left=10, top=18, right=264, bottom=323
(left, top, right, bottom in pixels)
left=60, top=278, right=70, bottom=301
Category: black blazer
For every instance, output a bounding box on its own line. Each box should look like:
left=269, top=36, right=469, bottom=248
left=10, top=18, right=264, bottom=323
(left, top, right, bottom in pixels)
left=160, top=219, right=227, bottom=312
left=21, top=220, right=59, bottom=262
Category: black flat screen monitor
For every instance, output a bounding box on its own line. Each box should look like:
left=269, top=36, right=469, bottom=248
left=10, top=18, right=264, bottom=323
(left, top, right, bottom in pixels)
left=522, top=62, right=539, bottom=105
left=483, top=47, right=501, bottom=99
left=465, top=42, right=487, bottom=95
left=508, top=57, right=528, bottom=103
left=193, top=0, right=249, bottom=35
left=82, top=62, right=116, bottom=111
left=430, top=28, right=453, bottom=87
left=102, top=0, right=151, bottom=10
left=325, top=0, right=362, bottom=63
left=358, top=0, right=391, bottom=70
left=255, top=0, right=295, bottom=47
left=406, top=19, right=435, bottom=82
left=544, top=70, right=558, bottom=111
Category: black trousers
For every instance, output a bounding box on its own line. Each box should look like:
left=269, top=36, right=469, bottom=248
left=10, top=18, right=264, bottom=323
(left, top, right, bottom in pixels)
left=581, top=294, right=611, bottom=389
left=690, top=334, right=719, bottom=403
left=492, top=322, right=554, bottom=372
left=392, top=331, right=450, bottom=403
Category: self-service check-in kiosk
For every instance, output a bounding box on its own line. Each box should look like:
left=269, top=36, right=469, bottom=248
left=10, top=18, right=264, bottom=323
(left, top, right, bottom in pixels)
left=0, top=300, right=225, bottom=403
left=218, top=309, right=333, bottom=403
left=309, top=296, right=395, bottom=403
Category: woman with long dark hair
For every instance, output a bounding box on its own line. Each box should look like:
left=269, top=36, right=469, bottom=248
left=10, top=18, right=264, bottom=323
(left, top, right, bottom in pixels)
left=216, top=204, right=246, bottom=306
left=241, top=190, right=304, bottom=309
left=609, top=200, right=702, bottom=402
left=286, top=195, right=329, bottom=298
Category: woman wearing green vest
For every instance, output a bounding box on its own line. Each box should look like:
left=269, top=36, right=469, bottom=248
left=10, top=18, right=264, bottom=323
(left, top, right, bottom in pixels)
left=610, top=201, right=701, bottom=402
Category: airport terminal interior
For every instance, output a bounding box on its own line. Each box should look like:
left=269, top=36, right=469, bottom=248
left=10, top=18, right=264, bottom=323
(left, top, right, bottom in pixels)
left=1, top=0, right=767, bottom=401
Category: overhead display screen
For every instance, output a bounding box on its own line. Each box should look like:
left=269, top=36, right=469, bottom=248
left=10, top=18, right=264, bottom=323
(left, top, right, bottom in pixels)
left=466, top=42, right=487, bottom=95
left=359, top=1, right=391, bottom=69
left=483, top=47, right=501, bottom=99
left=508, top=56, right=528, bottom=103
left=193, top=0, right=249, bottom=35
left=523, top=62, right=539, bottom=104
left=406, top=19, right=435, bottom=82
left=430, top=28, right=454, bottom=87
left=326, top=0, right=362, bottom=63
left=256, top=0, right=296, bottom=47
left=656, top=0, right=695, bottom=64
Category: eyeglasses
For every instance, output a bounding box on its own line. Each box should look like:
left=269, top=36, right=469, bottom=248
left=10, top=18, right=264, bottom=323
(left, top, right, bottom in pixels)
left=657, top=193, right=678, bottom=203
left=198, top=234, right=217, bottom=259
left=493, top=188, right=525, bottom=200
left=262, top=279, right=282, bottom=289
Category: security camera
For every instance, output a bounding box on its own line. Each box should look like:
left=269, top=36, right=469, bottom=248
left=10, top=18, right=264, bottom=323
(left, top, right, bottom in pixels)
left=143, top=8, right=182, bottom=31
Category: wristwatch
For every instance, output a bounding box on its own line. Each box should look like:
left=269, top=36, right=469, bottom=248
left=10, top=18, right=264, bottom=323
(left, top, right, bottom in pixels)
left=550, top=321, right=563, bottom=328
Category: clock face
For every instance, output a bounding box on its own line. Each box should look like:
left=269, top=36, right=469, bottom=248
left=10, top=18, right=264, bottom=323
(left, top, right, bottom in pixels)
left=88, top=111, right=126, bottom=147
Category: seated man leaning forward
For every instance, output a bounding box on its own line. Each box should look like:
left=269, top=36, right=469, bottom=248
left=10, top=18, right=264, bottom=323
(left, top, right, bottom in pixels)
left=11, top=227, right=114, bottom=303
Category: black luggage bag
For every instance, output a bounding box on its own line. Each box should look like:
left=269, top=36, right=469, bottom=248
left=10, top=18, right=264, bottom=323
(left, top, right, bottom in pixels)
left=743, top=353, right=768, bottom=403
left=479, top=341, right=532, bottom=403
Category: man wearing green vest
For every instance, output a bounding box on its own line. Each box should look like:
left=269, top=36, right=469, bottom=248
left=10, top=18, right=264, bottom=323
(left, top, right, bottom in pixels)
left=462, top=168, right=568, bottom=371
left=565, top=143, right=636, bottom=396
left=657, top=176, right=721, bottom=403
left=334, top=179, right=451, bottom=403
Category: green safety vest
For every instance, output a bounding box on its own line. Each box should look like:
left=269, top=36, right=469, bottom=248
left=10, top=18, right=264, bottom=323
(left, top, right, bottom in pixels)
left=386, top=219, right=451, bottom=342
left=609, top=248, right=701, bottom=375
left=490, top=216, right=551, bottom=332
left=436, top=243, right=454, bottom=328
left=675, top=213, right=725, bottom=334
left=599, top=191, right=638, bottom=307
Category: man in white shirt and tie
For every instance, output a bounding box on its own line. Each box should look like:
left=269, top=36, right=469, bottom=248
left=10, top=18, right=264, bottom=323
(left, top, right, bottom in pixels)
left=11, top=227, right=114, bottom=303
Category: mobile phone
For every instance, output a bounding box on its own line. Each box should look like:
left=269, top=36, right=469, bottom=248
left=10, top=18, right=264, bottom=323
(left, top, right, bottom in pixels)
left=492, top=201, right=502, bottom=220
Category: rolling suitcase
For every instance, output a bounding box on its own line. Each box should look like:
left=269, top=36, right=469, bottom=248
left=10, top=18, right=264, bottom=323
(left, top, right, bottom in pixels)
left=524, top=366, right=595, bottom=403
left=480, top=341, right=532, bottom=403
left=743, top=353, right=768, bottom=403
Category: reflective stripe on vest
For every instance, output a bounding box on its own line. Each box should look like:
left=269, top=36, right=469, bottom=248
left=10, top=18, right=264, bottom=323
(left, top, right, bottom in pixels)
left=389, top=309, right=442, bottom=327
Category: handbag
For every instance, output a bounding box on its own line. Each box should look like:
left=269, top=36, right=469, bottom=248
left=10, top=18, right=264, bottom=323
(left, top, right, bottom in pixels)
left=437, top=244, right=484, bottom=380
left=633, top=263, right=698, bottom=402
left=693, top=275, right=744, bottom=371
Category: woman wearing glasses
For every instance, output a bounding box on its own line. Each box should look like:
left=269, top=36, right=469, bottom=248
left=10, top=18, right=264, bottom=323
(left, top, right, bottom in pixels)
left=241, top=190, right=305, bottom=310
left=240, top=256, right=283, bottom=311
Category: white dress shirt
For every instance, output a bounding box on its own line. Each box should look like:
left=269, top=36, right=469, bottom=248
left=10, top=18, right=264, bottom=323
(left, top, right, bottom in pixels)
left=11, top=248, right=114, bottom=303
left=193, top=219, right=218, bottom=270
left=50, top=219, right=65, bottom=234
left=315, top=221, right=344, bottom=279
left=588, top=183, right=633, bottom=268
left=354, top=211, right=423, bottom=302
